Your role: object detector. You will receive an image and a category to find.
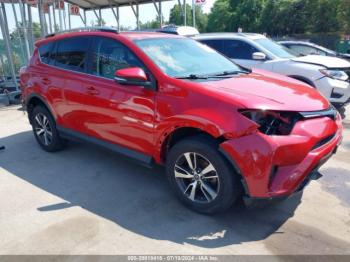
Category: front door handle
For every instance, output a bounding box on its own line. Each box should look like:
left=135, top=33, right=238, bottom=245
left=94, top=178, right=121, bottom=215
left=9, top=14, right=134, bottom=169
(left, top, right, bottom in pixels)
left=86, top=86, right=100, bottom=95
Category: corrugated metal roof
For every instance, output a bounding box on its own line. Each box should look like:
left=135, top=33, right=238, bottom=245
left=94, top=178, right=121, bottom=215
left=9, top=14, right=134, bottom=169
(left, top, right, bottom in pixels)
left=65, top=0, right=170, bottom=10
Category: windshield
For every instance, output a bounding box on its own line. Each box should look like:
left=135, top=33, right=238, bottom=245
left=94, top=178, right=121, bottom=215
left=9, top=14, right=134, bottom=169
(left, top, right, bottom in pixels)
left=134, top=38, right=243, bottom=78
left=255, top=38, right=295, bottom=59
left=314, top=44, right=337, bottom=55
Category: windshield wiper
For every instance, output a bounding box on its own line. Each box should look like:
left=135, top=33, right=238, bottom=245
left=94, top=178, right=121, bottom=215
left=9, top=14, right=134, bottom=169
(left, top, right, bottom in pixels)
left=176, top=70, right=250, bottom=80
left=175, top=74, right=208, bottom=80
left=210, top=70, right=250, bottom=77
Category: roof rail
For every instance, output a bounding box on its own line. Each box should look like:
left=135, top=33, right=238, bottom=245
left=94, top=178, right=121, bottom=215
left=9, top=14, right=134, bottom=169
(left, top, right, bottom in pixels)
left=45, top=26, right=118, bottom=38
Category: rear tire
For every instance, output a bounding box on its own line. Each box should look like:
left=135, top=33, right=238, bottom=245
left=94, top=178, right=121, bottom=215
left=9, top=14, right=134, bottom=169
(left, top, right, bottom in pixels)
left=31, top=105, right=66, bottom=152
left=166, top=136, right=241, bottom=214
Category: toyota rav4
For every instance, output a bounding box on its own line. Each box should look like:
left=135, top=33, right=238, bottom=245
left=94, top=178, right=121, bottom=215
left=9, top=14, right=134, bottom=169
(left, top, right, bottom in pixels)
left=20, top=28, right=343, bottom=214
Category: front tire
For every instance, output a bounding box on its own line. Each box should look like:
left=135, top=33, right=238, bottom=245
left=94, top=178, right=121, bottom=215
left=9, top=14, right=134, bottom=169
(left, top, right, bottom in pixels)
left=166, top=136, right=241, bottom=214
left=31, top=105, right=66, bottom=152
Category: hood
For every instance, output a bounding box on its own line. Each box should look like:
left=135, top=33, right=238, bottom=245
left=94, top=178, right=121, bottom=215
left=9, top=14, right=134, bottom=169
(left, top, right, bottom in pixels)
left=200, top=69, right=329, bottom=112
left=292, top=55, right=350, bottom=68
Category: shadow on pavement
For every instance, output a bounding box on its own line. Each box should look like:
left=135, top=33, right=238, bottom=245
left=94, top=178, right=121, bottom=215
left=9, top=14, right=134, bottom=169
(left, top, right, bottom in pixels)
left=0, top=131, right=302, bottom=248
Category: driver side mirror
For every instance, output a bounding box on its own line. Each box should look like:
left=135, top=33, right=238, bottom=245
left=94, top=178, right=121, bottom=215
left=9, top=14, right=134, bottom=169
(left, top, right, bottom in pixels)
left=252, top=52, right=267, bottom=60
left=115, top=67, right=153, bottom=88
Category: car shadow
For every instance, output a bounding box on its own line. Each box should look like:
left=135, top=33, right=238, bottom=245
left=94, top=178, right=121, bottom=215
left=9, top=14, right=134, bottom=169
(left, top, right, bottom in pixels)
left=0, top=131, right=302, bottom=248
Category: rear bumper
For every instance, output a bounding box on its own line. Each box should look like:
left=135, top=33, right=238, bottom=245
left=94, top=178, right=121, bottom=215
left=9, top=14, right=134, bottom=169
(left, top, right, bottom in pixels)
left=220, top=113, right=343, bottom=199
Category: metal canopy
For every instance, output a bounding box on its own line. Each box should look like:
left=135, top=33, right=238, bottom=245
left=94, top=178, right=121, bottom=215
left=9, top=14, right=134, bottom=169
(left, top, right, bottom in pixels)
left=65, top=0, right=170, bottom=10
left=0, top=0, right=189, bottom=100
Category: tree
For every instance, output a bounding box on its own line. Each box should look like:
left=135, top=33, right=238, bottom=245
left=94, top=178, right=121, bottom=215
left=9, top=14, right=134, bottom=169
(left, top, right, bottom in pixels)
left=10, top=22, right=41, bottom=39
left=90, top=18, right=106, bottom=27
left=207, top=0, right=232, bottom=32
left=229, top=0, right=265, bottom=32
left=207, top=0, right=265, bottom=33
left=308, top=0, right=341, bottom=33
left=140, top=16, right=164, bottom=29
left=259, top=0, right=310, bottom=36
left=169, top=4, right=208, bottom=32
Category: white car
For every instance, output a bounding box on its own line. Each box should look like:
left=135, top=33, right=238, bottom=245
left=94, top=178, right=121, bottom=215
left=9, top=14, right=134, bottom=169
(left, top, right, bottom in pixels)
left=193, top=33, right=350, bottom=109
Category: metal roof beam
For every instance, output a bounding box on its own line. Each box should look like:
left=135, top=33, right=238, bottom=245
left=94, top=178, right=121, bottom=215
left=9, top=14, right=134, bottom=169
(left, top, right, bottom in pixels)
left=108, top=1, right=120, bottom=30
left=152, top=0, right=159, bottom=14
left=64, top=0, right=171, bottom=11
left=129, top=2, right=140, bottom=29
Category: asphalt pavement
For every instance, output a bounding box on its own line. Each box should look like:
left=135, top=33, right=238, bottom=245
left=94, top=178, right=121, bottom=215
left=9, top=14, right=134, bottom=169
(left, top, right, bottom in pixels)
left=0, top=105, right=349, bottom=255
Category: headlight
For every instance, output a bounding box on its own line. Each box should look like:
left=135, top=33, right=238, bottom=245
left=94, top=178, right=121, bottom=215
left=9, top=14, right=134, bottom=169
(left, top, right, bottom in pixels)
left=239, top=110, right=300, bottom=135
left=320, top=69, right=349, bottom=81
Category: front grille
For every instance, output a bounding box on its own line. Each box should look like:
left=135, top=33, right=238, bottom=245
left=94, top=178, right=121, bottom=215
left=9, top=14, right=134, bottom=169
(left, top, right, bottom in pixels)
left=299, top=107, right=337, bottom=120
left=312, top=133, right=336, bottom=150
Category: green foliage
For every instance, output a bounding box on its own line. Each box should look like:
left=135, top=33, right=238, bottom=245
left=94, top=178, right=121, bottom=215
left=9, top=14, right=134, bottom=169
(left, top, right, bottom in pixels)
left=229, top=0, right=265, bottom=32
left=169, top=4, right=208, bottom=32
left=90, top=18, right=106, bottom=27
left=207, top=0, right=350, bottom=35
left=140, top=16, right=164, bottom=29
left=207, top=0, right=232, bottom=32
left=10, top=22, right=41, bottom=39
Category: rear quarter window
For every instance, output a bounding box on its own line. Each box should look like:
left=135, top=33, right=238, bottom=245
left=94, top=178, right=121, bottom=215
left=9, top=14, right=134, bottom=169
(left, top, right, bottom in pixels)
left=38, top=42, right=54, bottom=64
left=51, top=37, right=90, bottom=72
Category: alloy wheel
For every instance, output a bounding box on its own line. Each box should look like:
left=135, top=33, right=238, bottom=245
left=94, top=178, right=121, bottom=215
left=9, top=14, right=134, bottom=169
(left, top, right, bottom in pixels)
left=174, top=152, right=220, bottom=203
left=34, top=113, right=53, bottom=146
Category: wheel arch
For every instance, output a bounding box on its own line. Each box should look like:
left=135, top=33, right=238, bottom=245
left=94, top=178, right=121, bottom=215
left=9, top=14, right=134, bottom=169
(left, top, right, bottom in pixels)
left=26, top=93, right=56, bottom=124
left=158, top=126, right=225, bottom=163
left=160, top=126, right=249, bottom=197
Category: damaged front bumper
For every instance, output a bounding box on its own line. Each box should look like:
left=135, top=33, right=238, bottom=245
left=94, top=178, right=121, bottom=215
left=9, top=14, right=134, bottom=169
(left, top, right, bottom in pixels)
left=219, top=111, right=343, bottom=203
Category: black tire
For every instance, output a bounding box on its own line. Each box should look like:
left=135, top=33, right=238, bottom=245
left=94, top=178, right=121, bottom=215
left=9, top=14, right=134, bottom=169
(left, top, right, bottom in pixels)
left=31, top=105, right=66, bottom=152
left=166, top=135, right=241, bottom=214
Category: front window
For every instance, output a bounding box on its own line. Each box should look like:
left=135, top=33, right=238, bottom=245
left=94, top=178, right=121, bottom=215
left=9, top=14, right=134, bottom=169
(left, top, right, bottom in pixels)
left=255, top=38, right=295, bottom=59
left=91, top=37, right=144, bottom=79
left=134, top=38, right=243, bottom=78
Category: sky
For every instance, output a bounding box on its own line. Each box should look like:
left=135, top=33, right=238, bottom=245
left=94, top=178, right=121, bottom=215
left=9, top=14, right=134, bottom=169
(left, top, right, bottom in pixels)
left=2, top=0, right=215, bottom=34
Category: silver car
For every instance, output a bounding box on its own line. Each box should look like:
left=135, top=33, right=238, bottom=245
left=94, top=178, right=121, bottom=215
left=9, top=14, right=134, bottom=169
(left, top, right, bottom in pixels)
left=194, top=33, right=350, bottom=109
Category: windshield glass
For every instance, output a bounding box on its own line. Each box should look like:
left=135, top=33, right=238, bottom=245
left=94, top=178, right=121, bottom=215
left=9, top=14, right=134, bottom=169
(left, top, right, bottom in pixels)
left=315, top=44, right=337, bottom=55
left=134, top=38, right=243, bottom=78
left=255, top=38, right=295, bottom=59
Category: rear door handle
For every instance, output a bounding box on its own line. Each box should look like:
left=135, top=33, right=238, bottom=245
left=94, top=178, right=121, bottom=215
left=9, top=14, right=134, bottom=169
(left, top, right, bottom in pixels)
left=42, top=78, right=51, bottom=85
left=86, top=86, right=100, bottom=95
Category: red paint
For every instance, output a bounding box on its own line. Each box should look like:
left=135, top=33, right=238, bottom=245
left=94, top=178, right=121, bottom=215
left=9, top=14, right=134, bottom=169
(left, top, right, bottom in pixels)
left=20, top=31, right=343, bottom=199
left=115, top=67, right=148, bottom=82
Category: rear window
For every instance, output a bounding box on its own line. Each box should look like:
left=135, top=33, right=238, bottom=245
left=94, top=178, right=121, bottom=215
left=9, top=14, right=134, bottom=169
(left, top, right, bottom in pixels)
left=38, top=42, right=54, bottom=64
left=51, top=37, right=89, bottom=72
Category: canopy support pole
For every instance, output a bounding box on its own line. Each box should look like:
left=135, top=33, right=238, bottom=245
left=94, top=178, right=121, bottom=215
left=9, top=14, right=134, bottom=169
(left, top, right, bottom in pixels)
left=192, top=0, right=195, bottom=28
left=84, top=10, right=87, bottom=27
left=0, top=3, right=19, bottom=91
left=110, top=3, right=120, bottom=31
left=38, top=0, right=46, bottom=37
left=152, top=0, right=162, bottom=26
left=68, top=4, right=71, bottom=29
left=130, top=3, right=140, bottom=29
left=11, top=0, right=26, bottom=63
left=48, top=4, right=53, bottom=33
left=27, top=4, right=34, bottom=52
left=93, top=9, right=100, bottom=25
left=52, top=3, right=57, bottom=32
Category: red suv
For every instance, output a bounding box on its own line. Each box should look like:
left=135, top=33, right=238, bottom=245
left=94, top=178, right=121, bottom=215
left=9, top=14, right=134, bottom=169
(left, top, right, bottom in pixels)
left=20, top=28, right=343, bottom=213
